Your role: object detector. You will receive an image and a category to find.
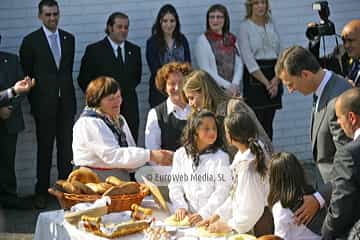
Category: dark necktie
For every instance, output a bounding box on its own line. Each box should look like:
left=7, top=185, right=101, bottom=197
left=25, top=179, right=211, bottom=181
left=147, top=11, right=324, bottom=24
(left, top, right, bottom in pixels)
left=348, top=60, right=360, bottom=86
left=313, top=94, right=318, bottom=109
left=117, top=46, right=124, bottom=65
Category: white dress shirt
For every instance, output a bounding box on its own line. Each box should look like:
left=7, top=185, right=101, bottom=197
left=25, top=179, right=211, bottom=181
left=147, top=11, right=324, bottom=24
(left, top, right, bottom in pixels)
left=215, top=148, right=270, bottom=233
left=72, top=114, right=150, bottom=169
left=107, top=36, right=125, bottom=62
left=354, top=128, right=360, bottom=140
left=145, top=98, right=191, bottom=150
left=314, top=69, right=332, bottom=111
left=273, top=201, right=321, bottom=240
left=195, top=34, right=243, bottom=89
left=168, top=147, right=232, bottom=219
left=239, top=19, right=281, bottom=74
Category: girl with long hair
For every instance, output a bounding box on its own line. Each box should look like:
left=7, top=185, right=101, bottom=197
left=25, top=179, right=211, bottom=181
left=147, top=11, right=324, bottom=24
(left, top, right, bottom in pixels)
left=168, top=110, right=231, bottom=226
left=197, top=111, right=271, bottom=235
left=268, top=152, right=326, bottom=239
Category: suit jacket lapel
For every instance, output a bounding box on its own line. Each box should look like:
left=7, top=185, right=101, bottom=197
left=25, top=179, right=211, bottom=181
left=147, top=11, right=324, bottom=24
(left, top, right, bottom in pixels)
left=103, top=37, right=118, bottom=62
left=39, top=28, right=58, bottom=70
left=59, top=30, right=66, bottom=69
left=311, top=76, right=335, bottom=150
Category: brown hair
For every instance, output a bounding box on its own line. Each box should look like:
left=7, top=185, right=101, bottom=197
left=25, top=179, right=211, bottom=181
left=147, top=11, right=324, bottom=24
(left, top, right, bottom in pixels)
left=244, top=0, right=271, bottom=21
left=206, top=4, right=230, bottom=34
left=267, top=152, right=314, bottom=208
left=105, top=12, right=129, bottom=35
left=257, top=235, right=283, bottom=240
left=155, top=62, right=192, bottom=95
left=275, top=45, right=321, bottom=78
left=85, top=76, right=120, bottom=108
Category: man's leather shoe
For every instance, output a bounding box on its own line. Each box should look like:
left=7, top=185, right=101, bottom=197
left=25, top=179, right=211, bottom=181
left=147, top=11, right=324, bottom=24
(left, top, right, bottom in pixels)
left=33, top=194, right=48, bottom=209
left=0, top=195, right=33, bottom=210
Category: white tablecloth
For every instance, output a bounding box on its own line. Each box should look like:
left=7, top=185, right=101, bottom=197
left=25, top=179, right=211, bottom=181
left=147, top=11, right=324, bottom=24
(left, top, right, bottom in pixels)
left=34, top=199, right=232, bottom=240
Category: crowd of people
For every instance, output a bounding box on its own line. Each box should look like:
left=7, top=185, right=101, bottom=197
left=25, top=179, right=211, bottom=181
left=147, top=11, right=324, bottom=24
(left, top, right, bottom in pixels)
left=0, top=0, right=360, bottom=239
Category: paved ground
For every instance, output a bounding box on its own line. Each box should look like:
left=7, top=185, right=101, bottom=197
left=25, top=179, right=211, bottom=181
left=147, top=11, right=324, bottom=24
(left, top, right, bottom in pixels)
left=0, top=195, right=59, bottom=238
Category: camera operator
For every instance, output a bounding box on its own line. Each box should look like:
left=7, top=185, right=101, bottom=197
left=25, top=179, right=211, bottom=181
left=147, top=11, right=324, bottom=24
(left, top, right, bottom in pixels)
left=341, top=19, right=360, bottom=87
left=306, top=1, right=346, bottom=75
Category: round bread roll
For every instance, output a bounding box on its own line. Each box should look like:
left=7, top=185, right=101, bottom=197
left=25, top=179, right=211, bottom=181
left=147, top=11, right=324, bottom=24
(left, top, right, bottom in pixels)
left=67, top=167, right=101, bottom=184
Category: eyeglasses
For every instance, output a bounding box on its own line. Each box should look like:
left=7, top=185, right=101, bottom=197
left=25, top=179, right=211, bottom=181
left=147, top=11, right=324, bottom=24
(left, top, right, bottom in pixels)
left=209, top=15, right=224, bottom=20
left=44, top=12, right=59, bottom=17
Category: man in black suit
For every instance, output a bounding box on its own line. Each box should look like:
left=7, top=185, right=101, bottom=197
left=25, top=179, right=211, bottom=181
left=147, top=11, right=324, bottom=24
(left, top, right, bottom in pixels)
left=322, top=88, right=360, bottom=240
left=19, top=0, right=76, bottom=208
left=0, top=39, right=34, bottom=208
left=78, top=12, right=142, bottom=142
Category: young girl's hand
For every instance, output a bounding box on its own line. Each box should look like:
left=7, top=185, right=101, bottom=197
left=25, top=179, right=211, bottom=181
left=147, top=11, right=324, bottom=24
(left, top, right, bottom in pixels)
left=175, top=208, right=187, bottom=221
left=196, top=214, right=220, bottom=227
left=207, top=220, right=232, bottom=233
left=188, top=213, right=203, bottom=225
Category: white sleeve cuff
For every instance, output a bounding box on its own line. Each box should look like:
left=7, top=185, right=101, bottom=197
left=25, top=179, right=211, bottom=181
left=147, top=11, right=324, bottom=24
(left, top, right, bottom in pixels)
left=7, top=88, right=13, bottom=98
left=313, top=192, right=325, bottom=208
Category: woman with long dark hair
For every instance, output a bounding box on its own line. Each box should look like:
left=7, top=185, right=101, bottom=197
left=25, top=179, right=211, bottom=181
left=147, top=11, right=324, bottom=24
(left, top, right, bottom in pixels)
left=146, top=4, right=191, bottom=108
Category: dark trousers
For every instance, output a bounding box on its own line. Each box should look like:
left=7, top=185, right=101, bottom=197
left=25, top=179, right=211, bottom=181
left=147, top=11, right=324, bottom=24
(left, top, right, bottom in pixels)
left=0, top=128, right=18, bottom=196
left=120, top=90, right=139, bottom=143
left=254, top=108, right=276, bottom=140
left=34, top=98, right=74, bottom=194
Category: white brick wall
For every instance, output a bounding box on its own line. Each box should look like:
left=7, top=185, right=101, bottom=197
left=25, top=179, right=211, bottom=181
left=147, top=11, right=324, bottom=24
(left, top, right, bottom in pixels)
left=0, top=0, right=359, bottom=195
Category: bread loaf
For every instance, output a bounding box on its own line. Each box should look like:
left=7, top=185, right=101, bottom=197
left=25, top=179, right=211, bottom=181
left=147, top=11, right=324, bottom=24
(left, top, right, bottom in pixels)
left=86, top=183, right=112, bottom=194
left=56, top=180, right=81, bottom=194
left=71, top=180, right=96, bottom=194
left=102, top=182, right=140, bottom=196
left=105, top=176, right=125, bottom=186
left=67, top=167, right=101, bottom=184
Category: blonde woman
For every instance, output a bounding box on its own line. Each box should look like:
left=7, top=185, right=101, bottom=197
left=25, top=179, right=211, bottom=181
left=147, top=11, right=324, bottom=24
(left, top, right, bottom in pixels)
left=182, top=69, right=273, bottom=155
left=239, top=0, right=283, bottom=140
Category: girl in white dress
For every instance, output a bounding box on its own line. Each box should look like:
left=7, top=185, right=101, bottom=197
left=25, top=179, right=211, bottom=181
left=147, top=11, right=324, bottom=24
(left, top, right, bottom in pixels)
left=268, top=152, right=324, bottom=240
left=198, top=111, right=270, bottom=234
left=169, top=109, right=231, bottom=225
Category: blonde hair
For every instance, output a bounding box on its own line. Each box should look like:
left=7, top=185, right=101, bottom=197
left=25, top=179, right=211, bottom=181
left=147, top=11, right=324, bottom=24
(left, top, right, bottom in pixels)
left=244, top=0, right=271, bottom=21
left=182, top=70, right=229, bottom=113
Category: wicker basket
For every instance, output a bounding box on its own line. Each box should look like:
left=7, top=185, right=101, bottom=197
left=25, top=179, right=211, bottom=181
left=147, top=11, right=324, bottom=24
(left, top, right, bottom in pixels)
left=48, top=184, right=149, bottom=212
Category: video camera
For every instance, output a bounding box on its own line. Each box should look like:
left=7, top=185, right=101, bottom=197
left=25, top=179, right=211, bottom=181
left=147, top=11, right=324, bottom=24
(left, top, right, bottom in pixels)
left=306, top=1, right=336, bottom=40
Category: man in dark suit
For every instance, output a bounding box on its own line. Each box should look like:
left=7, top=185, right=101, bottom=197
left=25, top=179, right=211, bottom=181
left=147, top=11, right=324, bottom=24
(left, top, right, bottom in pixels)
left=0, top=43, right=34, bottom=208
left=78, top=12, right=142, bottom=142
left=275, top=46, right=351, bottom=225
left=19, top=0, right=76, bottom=208
left=322, top=88, right=360, bottom=239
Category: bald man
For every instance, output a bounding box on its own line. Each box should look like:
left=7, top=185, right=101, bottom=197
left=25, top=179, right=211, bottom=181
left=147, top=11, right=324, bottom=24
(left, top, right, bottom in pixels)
left=341, top=19, right=360, bottom=86
left=322, top=88, right=360, bottom=239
